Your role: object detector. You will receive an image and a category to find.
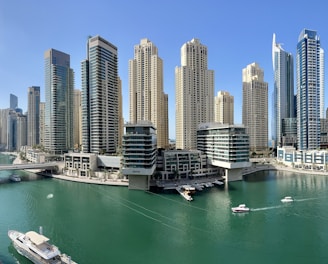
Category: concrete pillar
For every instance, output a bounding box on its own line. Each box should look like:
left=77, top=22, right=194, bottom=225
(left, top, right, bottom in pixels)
left=225, top=168, right=243, bottom=182
left=128, top=175, right=150, bottom=190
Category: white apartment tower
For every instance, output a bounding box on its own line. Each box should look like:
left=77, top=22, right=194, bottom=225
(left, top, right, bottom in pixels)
left=129, top=38, right=168, bottom=149
left=214, top=91, right=234, bottom=124
left=242, top=62, right=268, bottom=151
left=175, top=38, right=214, bottom=150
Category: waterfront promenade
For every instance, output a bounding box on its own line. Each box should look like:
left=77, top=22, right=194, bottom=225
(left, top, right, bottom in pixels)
left=3, top=152, right=328, bottom=187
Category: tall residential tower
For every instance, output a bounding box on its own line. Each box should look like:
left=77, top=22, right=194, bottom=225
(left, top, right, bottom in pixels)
left=27, top=86, right=40, bottom=147
left=272, top=34, right=295, bottom=147
left=296, top=29, right=324, bottom=150
left=242, top=62, right=268, bottom=151
left=129, top=38, right=168, bottom=149
left=175, top=38, right=214, bottom=150
left=44, top=49, right=74, bottom=154
left=214, top=91, right=234, bottom=124
left=81, top=35, right=119, bottom=154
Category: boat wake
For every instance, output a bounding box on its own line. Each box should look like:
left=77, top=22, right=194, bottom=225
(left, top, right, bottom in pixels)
left=294, top=197, right=319, bottom=202
left=251, top=205, right=283, bottom=211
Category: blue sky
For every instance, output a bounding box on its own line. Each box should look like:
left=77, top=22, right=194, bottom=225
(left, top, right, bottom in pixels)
left=0, top=0, right=327, bottom=139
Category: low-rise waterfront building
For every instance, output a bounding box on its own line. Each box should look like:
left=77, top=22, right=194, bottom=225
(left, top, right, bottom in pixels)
left=155, top=149, right=219, bottom=181
left=277, top=146, right=328, bottom=171
left=197, top=123, right=251, bottom=181
left=63, top=152, right=98, bottom=177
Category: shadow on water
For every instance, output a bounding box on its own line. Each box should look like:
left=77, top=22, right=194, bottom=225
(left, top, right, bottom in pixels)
left=0, top=171, right=49, bottom=185
left=243, top=170, right=278, bottom=182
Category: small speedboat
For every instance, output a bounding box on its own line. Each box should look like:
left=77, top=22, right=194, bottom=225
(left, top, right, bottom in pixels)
left=281, top=196, right=293, bottom=203
left=9, top=174, right=21, bottom=182
left=231, top=204, right=250, bottom=213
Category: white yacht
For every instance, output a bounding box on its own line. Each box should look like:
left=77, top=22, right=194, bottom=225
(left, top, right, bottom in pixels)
left=281, top=196, right=293, bottom=203
left=176, top=187, right=193, bottom=201
left=231, top=204, right=250, bottom=213
left=8, top=229, right=77, bottom=264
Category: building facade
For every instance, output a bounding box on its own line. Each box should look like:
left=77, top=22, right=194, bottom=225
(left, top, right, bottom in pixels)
left=242, top=62, right=268, bottom=151
left=175, top=38, right=214, bottom=150
left=16, top=114, right=27, bottom=151
left=39, top=102, right=45, bottom=147
left=122, top=121, right=157, bottom=190
left=27, top=86, right=40, bottom=147
left=81, top=35, right=119, bottom=154
left=44, top=49, right=74, bottom=154
left=129, top=39, right=168, bottom=149
left=297, top=29, right=324, bottom=150
left=73, top=89, right=81, bottom=150
left=10, top=94, right=18, bottom=110
left=197, top=122, right=250, bottom=181
left=272, top=34, right=295, bottom=147
left=214, top=91, right=234, bottom=124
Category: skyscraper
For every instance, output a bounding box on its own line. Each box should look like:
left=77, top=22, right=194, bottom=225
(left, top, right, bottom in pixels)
left=175, top=38, right=214, bottom=150
left=10, top=94, right=18, bottom=110
left=129, top=38, right=168, bottom=149
left=44, top=49, right=74, bottom=154
left=39, top=102, right=45, bottom=147
left=242, top=62, right=268, bottom=151
left=296, top=29, right=324, bottom=150
left=214, top=91, right=234, bottom=124
left=272, top=34, right=294, bottom=147
left=81, top=35, right=119, bottom=154
left=73, top=89, right=81, bottom=150
left=27, top=86, right=40, bottom=147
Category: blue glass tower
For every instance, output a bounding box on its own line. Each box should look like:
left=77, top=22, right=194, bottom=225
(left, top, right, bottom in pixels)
left=272, top=34, right=294, bottom=147
left=296, top=29, right=323, bottom=150
left=44, top=49, right=74, bottom=154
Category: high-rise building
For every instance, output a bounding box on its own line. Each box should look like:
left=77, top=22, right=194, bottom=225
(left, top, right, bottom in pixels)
left=129, top=38, right=168, bottom=149
left=10, top=94, right=18, bottom=110
left=214, top=91, right=234, bottom=124
left=6, top=111, right=16, bottom=151
left=272, top=34, right=294, bottom=147
left=73, top=89, right=81, bottom=150
left=0, top=109, right=11, bottom=150
left=296, top=29, right=324, bottom=150
left=16, top=114, right=27, bottom=151
left=39, top=102, right=45, bottom=147
left=44, top=49, right=74, bottom=154
left=81, top=35, right=119, bottom=154
left=242, top=62, right=268, bottom=151
left=175, top=38, right=214, bottom=150
left=118, top=77, right=124, bottom=150
left=27, top=86, right=40, bottom=147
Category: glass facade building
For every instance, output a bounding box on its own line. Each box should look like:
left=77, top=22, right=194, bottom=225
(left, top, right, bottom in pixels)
left=296, top=29, right=323, bottom=150
left=122, top=121, right=157, bottom=190
left=44, top=49, right=74, bottom=154
left=81, top=35, right=119, bottom=154
left=197, top=123, right=250, bottom=169
left=272, top=34, right=294, bottom=147
left=27, top=86, right=40, bottom=147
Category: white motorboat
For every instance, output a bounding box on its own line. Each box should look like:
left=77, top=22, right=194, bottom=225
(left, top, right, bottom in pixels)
left=213, top=180, right=224, bottom=186
left=281, top=196, right=293, bottom=203
left=8, top=228, right=77, bottom=264
left=176, top=187, right=193, bottom=201
left=231, top=204, right=250, bottom=213
left=180, top=184, right=196, bottom=193
left=9, top=174, right=21, bottom=182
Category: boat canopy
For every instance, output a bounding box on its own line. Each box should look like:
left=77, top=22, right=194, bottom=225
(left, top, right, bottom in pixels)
left=26, top=231, right=49, bottom=245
